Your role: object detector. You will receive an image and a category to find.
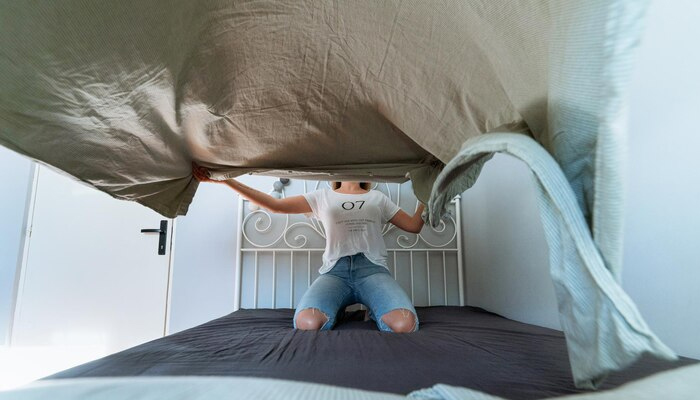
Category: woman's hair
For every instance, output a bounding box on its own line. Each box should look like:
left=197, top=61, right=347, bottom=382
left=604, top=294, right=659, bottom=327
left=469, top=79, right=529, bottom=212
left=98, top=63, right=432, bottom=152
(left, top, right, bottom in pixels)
left=331, top=181, right=371, bottom=191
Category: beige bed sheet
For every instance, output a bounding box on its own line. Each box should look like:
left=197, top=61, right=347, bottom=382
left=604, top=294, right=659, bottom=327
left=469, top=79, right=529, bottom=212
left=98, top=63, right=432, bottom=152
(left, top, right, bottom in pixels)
left=0, top=0, right=549, bottom=217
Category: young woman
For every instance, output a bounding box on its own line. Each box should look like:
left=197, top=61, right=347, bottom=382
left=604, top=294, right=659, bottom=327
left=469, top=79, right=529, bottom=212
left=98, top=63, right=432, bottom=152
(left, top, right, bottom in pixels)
left=192, top=163, right=425, bottom=333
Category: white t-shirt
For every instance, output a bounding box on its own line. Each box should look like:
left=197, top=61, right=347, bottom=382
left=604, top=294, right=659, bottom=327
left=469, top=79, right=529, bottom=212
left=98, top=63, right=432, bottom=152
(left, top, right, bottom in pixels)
left=302, top=188, right=402, bottom=274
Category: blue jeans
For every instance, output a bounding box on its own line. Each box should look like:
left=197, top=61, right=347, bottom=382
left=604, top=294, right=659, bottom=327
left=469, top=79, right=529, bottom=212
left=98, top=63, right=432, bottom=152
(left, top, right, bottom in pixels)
left=293, top=252, right=419, bottom=332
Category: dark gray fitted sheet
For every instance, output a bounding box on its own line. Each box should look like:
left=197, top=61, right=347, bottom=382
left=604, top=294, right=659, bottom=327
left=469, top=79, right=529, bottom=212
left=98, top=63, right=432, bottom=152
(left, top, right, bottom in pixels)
left=47, top=307, right=696, bottom=399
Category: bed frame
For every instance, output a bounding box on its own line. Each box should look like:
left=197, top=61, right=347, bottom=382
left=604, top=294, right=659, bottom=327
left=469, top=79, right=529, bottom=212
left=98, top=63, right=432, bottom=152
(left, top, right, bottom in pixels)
left=233, top=180, right=464, bottom=311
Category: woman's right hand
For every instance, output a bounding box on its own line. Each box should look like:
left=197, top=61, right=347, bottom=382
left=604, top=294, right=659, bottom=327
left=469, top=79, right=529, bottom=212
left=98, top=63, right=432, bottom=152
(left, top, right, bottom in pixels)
left=191, top=162, right=312, bottom=215
left=192, top=162, right=223, bottom=184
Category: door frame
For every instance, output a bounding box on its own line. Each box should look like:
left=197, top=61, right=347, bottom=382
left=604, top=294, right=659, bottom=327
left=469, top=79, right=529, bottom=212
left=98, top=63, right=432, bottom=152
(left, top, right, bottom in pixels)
left=6, top=163, right=38, bottom=346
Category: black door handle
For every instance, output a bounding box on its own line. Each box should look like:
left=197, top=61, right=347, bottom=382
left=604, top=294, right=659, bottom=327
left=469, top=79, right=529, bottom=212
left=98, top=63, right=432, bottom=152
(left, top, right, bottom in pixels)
left=140, top=228, right=163, bottom=233
left=140, top=220, right=168, bottom=255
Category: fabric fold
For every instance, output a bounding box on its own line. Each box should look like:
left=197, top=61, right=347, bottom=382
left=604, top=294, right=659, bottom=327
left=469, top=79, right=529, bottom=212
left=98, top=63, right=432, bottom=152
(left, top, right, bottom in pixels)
left=427, top=133, right=676, bottom=388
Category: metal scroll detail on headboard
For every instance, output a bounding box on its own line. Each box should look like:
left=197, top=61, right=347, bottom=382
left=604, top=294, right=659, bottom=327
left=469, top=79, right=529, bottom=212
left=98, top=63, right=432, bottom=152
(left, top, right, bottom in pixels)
left=234, top=180, right=463, bottom=311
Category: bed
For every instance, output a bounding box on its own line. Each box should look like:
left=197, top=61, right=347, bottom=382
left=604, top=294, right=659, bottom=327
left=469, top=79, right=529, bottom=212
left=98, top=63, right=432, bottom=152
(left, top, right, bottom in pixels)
left=37, top=183, right=697, bottom=400
left=44, top=306, right=695, bottom=400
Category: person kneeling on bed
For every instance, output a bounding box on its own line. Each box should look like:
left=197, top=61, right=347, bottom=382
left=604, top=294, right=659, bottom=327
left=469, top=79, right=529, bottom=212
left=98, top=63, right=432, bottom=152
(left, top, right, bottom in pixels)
left=193, top=163, right=423, bottom=333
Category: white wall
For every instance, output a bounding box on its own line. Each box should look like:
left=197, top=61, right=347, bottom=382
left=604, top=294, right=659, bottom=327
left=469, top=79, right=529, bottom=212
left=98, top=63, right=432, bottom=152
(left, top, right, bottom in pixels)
left=620, top=0, right=700, bottom=359
left=460, top=0, right=700, bottom=359
left=460, top=154, right=560, bottom=330
left=168, top=175, right=275, bottom=334
left=0, top=147, right=34, bottom=346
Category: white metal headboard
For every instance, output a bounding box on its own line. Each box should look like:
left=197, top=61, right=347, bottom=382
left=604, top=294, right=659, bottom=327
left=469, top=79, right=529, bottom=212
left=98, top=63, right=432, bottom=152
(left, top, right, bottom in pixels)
left=234, top=180, right=463, bottom=311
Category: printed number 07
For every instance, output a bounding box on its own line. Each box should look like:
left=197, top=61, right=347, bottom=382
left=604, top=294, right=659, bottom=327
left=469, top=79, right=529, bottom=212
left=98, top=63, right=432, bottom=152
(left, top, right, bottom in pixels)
left=341, top=201, right=365, bottom=210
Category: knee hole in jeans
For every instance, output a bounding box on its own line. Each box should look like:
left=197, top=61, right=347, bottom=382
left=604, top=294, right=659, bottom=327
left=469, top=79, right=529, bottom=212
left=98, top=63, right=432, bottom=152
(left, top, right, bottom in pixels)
left=295, top=308, right=329, bottom=331
left=380, top=308, right=417, bottom=333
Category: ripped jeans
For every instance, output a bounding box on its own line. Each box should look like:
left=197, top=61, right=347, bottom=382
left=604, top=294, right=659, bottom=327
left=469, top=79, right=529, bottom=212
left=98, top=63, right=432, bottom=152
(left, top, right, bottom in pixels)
left=293, top=252, right=419, bottom=332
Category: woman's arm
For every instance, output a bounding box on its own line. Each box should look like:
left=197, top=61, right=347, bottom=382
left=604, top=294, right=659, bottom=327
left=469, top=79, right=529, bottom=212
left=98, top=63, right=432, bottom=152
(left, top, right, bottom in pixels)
left=388, top=202, right=426, bottom=234
left=223, top=179, right=313, bottom=214
left=192, top=163, right=312, bottom=214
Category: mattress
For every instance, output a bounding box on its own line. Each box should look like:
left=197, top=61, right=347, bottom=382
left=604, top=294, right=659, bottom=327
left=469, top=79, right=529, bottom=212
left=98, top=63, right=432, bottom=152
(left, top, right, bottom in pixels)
left=46, top=307, right=695, bottom=400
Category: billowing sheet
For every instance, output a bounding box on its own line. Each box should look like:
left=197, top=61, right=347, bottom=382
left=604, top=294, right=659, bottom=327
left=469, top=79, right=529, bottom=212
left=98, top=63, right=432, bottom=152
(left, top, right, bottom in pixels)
left=0, top=0, right=546, bottom=217
left=428, top=134, right=677, bottom=389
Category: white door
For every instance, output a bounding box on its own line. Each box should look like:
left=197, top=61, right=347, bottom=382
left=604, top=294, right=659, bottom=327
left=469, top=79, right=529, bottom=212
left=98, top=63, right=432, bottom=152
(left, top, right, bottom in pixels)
left=9, top=164, right=173, bottom=381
